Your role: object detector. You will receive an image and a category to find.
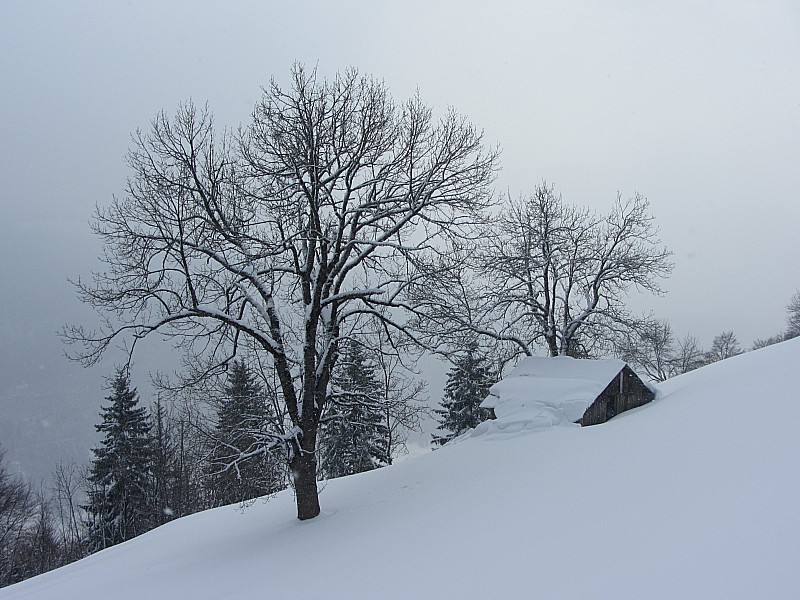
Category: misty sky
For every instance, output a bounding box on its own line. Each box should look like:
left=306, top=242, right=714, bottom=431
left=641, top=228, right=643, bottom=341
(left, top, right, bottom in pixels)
left=1, top=1, right=798, bottom=478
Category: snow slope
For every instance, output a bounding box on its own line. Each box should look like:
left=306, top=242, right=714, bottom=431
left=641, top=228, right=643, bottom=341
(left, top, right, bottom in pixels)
left=4, top=339, right=800, bottom=599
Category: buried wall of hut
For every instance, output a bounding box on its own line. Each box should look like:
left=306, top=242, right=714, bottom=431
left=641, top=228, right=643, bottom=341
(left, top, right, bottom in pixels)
left=578, top=366, right=654, bottom=426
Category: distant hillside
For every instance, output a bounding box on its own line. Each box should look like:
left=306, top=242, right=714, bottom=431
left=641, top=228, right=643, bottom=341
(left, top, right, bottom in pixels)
left=0, top=374, right=99, bottom=483
left=0, top=330, right=178, bottom=485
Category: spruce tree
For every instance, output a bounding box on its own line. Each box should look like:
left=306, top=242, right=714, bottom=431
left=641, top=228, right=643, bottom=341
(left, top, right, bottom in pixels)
left=432, top=344, right=495, bottom=446
left=207, top=360, right=284, bottom=506
left=319, top=341, right=390, bottom=479
left=85, top=370, right=153, bottom=550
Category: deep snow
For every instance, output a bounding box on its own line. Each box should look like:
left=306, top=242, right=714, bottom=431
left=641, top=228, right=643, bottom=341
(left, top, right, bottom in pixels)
left=4, top=339, right=800, bottom=599
left=481, top=355, right=631, bottom=426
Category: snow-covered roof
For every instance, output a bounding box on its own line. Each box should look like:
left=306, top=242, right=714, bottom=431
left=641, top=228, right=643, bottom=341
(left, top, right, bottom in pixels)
left=481, top=356, right=627, bottom=423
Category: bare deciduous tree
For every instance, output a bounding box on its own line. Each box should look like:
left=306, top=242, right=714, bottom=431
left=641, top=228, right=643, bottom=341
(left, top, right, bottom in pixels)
left=751, top=333, right=785, bottom=350
left=374, top=348, right=428, bottom=462
left=419, top=182, right=672, bottom=359
left=618, top=321, right=709, bottom=381
left=0, top=447, right=38, bottom=587
left=63, top=66, right=497, bottom=520
left=618, top=319, right=676, bottom=382
left=751, top=291, right=800, bottom=349
left=786, top=291, right=800, bottom=339
left=51, top=463, right=87, bottom=564
left=704, top=331, right=742, bottom=364
left=673, top=333, right=706, bottom=374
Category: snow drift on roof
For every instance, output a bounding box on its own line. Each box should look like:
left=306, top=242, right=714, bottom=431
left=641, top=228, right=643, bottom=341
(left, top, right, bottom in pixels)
left=475, top=356, right=627, bottom=435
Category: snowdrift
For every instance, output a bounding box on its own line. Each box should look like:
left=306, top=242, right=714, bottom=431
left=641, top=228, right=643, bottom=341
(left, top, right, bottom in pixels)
left=476, top=356, right=633, bottom=433
left=4, top=339, right=800, bottom=599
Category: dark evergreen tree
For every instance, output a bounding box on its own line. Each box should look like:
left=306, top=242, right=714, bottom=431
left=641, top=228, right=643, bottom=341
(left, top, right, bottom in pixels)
left=207, top=360, right=284, bottom=506
left=319, top=341, right=390, bottom=479
left=432, top=344, right=496, bottom=446
left=85, top=370, right=153, bottom=550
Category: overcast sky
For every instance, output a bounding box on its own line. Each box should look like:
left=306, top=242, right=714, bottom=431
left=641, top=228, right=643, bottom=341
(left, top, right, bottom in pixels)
left=1, top=1, right=798, bottom=477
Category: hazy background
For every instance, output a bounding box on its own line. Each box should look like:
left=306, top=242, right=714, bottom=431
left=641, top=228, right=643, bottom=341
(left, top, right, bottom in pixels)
left=2, top=1, right=798, bottom=482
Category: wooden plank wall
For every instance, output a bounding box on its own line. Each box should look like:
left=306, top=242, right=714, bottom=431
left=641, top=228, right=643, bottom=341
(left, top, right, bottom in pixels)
left=579, top=367, right=654, bottom=427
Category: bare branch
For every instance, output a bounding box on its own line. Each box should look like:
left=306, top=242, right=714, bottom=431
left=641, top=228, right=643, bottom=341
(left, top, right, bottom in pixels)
left=64, top=65, right=497, bottom=520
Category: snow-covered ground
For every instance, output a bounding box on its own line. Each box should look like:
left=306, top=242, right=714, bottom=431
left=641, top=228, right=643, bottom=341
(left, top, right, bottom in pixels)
left=4, top=339, right=800, bottom=599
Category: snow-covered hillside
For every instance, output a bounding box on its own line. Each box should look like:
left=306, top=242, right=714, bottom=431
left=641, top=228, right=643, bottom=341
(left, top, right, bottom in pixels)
left=4, top=339, right=800, bottom=599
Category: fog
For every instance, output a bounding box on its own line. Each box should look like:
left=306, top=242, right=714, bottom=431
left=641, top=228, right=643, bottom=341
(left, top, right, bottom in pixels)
left=2, top=1, right=798, bottom=481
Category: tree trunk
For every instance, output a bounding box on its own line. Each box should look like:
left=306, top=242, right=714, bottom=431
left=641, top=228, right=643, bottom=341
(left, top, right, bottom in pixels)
left=546, top=334, right=559, bottom=357
left=290, top=449, right=320, bottom=520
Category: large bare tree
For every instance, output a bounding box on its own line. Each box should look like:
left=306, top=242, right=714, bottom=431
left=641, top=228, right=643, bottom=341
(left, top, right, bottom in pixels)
left=417, top=183, right=672, bottom=359
left=64, top=67, right=497, bottom=520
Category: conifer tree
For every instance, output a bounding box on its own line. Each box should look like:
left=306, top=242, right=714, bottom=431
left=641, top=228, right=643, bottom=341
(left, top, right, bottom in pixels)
left=319, top=341, right=390, bottom=479
left=432, top=344, right=496, bottom=446
left=85, top=370, right=153, bottom=550
left=207, top=360, right=284, bottom=506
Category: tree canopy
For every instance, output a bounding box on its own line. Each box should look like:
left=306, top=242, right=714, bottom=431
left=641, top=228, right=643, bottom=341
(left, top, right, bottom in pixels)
left=416, top=182, right=672, bottom=360
left=65, top=66, right=497, bottom=519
